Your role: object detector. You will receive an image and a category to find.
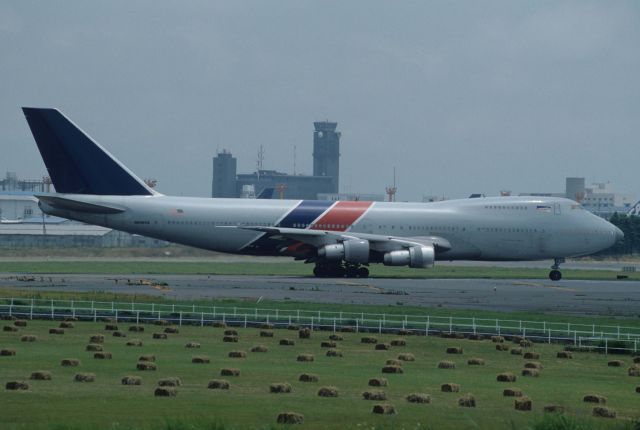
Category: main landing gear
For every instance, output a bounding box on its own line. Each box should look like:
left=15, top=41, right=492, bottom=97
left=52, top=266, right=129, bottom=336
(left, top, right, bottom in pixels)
left=549, top=257, right=565, bottom=281
left=313, top=263, right=369, bottom=278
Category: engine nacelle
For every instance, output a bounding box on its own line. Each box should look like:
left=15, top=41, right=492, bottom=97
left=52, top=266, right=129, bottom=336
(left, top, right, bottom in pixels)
left=318, top=240, right=370, bottom=264
left=383, top=245, right=435, bottom=268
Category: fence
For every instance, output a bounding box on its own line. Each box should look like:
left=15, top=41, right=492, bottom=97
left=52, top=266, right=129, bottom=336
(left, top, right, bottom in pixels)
left=1, top=297, right=639, bottom=354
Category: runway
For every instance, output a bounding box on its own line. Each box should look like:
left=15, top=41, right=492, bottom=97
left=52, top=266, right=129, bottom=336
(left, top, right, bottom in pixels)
left=2, top=273, right=640, bottom=317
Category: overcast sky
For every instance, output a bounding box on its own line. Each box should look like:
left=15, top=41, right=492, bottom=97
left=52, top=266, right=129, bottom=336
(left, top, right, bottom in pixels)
left=1, top=1, right=639, bottom=200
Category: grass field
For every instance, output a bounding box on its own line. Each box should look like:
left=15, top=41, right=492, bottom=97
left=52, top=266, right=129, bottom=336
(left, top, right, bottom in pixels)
left=1, top=260, right=639, bottom=281
left=1, top=319, right=639, bottom=430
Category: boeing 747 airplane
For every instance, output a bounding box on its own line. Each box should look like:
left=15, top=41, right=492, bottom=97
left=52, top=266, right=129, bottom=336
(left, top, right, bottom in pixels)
left=22, top=108, right=623, bottom=280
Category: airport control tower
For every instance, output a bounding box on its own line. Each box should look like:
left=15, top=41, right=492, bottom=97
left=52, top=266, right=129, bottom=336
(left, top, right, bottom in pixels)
left=313, top=121, right=340, bottom=194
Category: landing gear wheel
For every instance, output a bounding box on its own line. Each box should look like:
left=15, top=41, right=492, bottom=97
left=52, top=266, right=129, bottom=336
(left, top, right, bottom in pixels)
left=332, top=266, right=346, bottom=278
left=549, top=270, right=562, bottom=281
left=313, top=265, right=326, bottom=278
left=357, top=267, right=369, bottom=278
left=345, top=267, right=359, bottom=278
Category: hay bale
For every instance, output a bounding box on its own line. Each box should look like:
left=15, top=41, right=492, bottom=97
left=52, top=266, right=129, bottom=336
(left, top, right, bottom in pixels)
left=326, top=349, right=343, bottom=357
left=139, top=354, right=155, bottom=362
left=251, top=345, right=268, bottom=353
left=372, top=404, right=396, bottom=414
left=299, top=373, right=319, bottom=383
left=522, top=369, right=540, bottom=377
left=458, top=393, right=476, bottom=407
left=260, top=323, right=274, bottom=329
left=49, top=328, right=64, bottom=335
left=515, top=396, right=532, bottom=411
left=86, top=344, right=103, bottom=352
left=121, top=376, right=142, bottom=385
left=495, top=344, right=509, bottom=351
left=491, top=336, right=505, bottom=343
left=467, top=358, right=485, bottom=366
left=3, top=325, right=18, bottom=332
left=398, top=353, right=415, bottom=362
left=1, top=348, right=16, bottom=356
left=511, top=348, right=523, bottom=356
left=341, top=326, right=356, bottom=333
left=438, top=360, right=456, bottom=369
left=524, top=362, right=543, bottom=370
left=607, top=360, right=624, bottom=367
left=60, top=358, right=80, bottom=367
left=583, top=394, right=607, bottom=404
left=368, top=378, right=388, bottom=387
left=276, top=412, right=304, bottom=425
left=503, top=388, right=522, bottom=397
left=329, top=334, right=344, bottom=341
left=297, top=354, right=314, bottom=362
left=89, top=334, right=105, bottom=343
left=260, top=331, right=274, bottom=338
left=361, top=336, right=378, bottom=344
left=136, top=362, right=157, bottom=371
left=74, top=373, right=95, bottom=382
left=593, top=406, right=616, bottom=418
left=270, top=382, right=292, bottom=393
left=208, top=379, right=230, bottom=390
left=220, top=368, right=240, bottom=377
left=21, top=335, right=36, bottom=342
left=317, top=386, right=338, bottom=397
left=382, top=365, right=404, bottom=374
left=634, top=356, right=640, bottom=364
left=192, top=355, right=210, bottom=364
left=105, top=324, right=118, bottom=331
left=129, top=325, right=144, bottom=332
left=30, top=371, right=52, bottom=381
left=440, top=382, right=460, bottom=393
left=158, top=377, right=181, bottom=387
left=223, top=335, right=238, bottom=343
left=386, top=359, right=402, bottom=366
left=298, top=328, right=311, bottom=339
left=406, top=393, right=431, bottom=404
left=629, top=365, right=640, bottom=377
left=363, top=390, right=387, bottom=400
left=224, top=329, right=238, bottom=336
left=154, top=387, right=177, bottom=397
left=398, top=329, right=413, bottom=336
left=126, top=339, right=143, bottom=347
left=468, top=334, right=484, bottom=341
left=557, top=351, right=573, bottom=359
left=635, top=386, right=640, bottom=393
left=112, top=331, right=126, bottom=338
left=229, top=351, right=246, bottom=358
left=544, top=405, right=565, bottom=413
left=164, top=327, right=179, bottom=334
left=321, top=341, right=336, bottom=348
left=5, top=381, right=29, bottom=390
left=391, top=339, right=406, bottom=347
left=279, top=338, right=295, bottom=346
left=520, top=340, right=533, bottom=348
left=446, top=347, right=463, bottom=354
left=524, top=352, right=540, bottom=360
left=94, top=352, right=112, bottom=360
left=14, top=320, right=27, bottom=327
left=213, top=322, right=226, bottom=328
left=153, top=333, right=167, bottom=340
left=497, top=372, right=517, bottom=382
left=153, top=320, right=170, bottom=326
left=184, top=341, right=200, bottom=349
left=375, top=343, right=390, bottom=351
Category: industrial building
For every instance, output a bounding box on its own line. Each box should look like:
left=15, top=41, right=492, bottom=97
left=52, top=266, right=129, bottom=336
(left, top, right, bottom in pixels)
left=212, top=121, right=341, bottom=200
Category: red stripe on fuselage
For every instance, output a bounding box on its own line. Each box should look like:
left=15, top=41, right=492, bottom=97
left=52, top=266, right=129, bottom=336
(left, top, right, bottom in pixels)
left=310, top=201, right=373, bottom=231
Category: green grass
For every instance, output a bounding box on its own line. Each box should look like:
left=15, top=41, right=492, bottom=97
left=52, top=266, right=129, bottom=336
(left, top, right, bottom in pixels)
left=1, top=261, right=639, bottom=281
left=1, top=320, right=639, bottom=430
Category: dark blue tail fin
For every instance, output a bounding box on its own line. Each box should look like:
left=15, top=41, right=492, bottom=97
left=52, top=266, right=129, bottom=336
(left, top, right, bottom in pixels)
left=22, top=107, right=154, bottom=196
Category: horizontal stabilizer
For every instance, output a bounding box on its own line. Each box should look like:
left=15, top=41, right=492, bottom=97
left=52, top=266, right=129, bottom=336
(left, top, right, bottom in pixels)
left=37, top=195, right=125, bottom=214
left=22, top=108, right=154, bottom=196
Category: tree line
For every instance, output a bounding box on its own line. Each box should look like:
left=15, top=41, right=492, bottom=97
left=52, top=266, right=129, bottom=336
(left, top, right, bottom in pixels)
left=598, top=213, right=640, bottom=256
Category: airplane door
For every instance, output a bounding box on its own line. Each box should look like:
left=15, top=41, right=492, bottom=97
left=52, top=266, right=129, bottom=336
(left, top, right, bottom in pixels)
left=554, top=203, right=561, bottom=215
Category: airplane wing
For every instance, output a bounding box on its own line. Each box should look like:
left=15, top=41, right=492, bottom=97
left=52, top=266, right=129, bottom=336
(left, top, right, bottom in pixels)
left=239, top=226, right=451, bottom=254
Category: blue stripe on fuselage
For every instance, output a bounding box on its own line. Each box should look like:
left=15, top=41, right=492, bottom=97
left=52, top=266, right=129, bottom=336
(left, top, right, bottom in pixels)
left=277, top=200, right=334, bottom=228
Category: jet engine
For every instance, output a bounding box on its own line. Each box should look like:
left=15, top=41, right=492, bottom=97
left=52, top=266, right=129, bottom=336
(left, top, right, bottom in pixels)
left=318, top=239, right=370, bottom=264
left=383, top=245, right=435, bottom=268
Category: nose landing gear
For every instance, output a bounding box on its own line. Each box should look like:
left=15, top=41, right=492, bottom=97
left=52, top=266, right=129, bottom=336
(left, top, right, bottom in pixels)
left=549, top=258, right=565, bottom=281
